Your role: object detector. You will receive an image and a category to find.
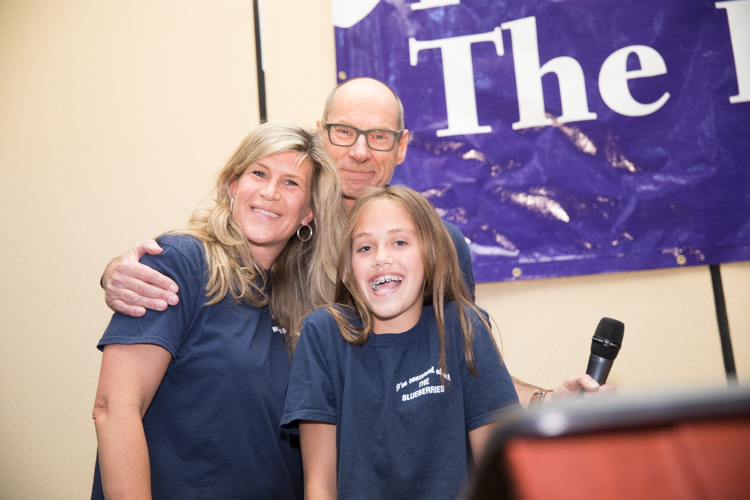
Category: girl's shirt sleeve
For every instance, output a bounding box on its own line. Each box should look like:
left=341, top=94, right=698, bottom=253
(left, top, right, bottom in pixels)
left=281, top=309, right=340, bottom=429
left=97, top=234, right=204, bottom=358
left=458, top=308, right=520, bottom=432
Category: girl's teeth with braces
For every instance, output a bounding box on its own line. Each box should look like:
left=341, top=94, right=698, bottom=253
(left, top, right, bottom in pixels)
left=371, top=275, right=403, bottom=291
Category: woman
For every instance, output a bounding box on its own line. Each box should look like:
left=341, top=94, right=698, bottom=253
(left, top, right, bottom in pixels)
left=91, top=122, right=344, bottom=499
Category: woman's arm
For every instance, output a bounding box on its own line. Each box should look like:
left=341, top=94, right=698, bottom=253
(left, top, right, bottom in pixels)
left=92, top=343, right=172, bottom=500
left=468, top=423, right=499, bottom=465
left=299, top=421, right=337, bottom=500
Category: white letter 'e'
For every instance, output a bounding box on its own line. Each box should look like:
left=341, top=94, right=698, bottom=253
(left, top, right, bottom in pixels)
left=598, top=45, right=670, bottom=117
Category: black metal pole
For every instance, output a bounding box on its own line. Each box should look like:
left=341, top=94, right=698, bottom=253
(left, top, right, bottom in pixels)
left=709, top=264, right=738, bottom=387
left=253, top=0, right=267, bottom=123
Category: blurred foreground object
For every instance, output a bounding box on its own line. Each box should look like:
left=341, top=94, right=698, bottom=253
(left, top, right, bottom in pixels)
left=466, top=388, right=750, bottom=500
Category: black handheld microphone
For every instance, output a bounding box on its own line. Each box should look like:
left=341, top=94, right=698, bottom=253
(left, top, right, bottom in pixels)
left=585, top=317, right=624, bottom=385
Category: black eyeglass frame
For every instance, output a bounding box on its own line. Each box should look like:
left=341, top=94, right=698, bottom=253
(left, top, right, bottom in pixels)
left=323, top=122, right=404, bottom=152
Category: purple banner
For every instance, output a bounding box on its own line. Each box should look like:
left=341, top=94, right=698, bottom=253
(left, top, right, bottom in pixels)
left=332, top=0, right=750, bottom=282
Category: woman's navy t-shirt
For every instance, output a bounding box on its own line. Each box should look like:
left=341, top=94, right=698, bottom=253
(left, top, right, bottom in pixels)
left=92, top=234, right=302, bottom=499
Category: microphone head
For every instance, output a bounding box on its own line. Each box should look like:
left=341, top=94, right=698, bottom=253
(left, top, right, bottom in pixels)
left=591, top=317, right=624, bottom=360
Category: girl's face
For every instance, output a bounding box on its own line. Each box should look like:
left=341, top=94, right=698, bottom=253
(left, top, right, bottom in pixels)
left=351, top=199, right=425, bottom=334
left=230, top=152, right=314, bottom=269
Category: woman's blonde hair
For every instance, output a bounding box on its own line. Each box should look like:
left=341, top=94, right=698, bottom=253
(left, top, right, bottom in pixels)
left=326, top=186, right=498, bottom=380
left=178, top=122, right=344, bottom=353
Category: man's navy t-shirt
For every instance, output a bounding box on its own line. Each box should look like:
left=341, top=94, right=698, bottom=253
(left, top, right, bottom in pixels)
left=443, top=220, right=475, bottom=299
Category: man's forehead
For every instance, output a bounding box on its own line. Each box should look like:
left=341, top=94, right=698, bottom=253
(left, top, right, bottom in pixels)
left=328, top=82, right=401, bottom=130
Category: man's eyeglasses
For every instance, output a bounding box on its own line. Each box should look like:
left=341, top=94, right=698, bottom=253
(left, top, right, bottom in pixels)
left=323, top=122, right=403, bottom=152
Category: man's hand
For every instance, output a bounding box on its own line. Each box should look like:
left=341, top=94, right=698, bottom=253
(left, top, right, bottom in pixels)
left=547, top=374, right=617, bottom=404
left=102, top=240, right=179, bottom=317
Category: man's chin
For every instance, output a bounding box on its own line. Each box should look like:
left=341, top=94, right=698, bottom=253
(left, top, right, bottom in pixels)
left=341, top=188, right=365, bottom=202
left=340, top=178, right=376, bottom=199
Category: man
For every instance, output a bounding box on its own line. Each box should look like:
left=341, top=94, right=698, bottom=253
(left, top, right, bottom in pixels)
left=102, top=77, right=615, bottom=407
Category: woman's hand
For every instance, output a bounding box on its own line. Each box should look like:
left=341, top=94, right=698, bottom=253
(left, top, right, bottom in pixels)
left=93, top=343, right=171, bottom=500
left=300, top=421, right=337, bottom=500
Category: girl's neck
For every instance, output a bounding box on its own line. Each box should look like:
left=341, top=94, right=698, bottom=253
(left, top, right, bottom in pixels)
left=371, top=306, right=423, bottom=335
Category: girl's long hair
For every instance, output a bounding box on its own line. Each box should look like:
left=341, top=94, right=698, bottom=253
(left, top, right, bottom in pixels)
left=176, top=122, right=345, bottom=353
left=326, top=186, right=499, bottom=379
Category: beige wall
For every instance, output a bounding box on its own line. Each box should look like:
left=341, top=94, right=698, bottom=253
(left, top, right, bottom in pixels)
left=0, top=1, right=260, bottom=497
left=477, top=265, right=742, bottom=393
left=0, top=1, right=746, bottom=498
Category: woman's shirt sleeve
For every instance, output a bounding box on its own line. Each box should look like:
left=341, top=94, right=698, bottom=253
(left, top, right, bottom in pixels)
left=97, top=234, right=205, bottom=358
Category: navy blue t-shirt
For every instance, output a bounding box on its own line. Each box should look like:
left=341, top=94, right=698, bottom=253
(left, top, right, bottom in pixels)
left=281, top=303, right=519, bottom=500
left=92, top=234, right=302, bottom=500
left=443, top=220, right=475, bottom=300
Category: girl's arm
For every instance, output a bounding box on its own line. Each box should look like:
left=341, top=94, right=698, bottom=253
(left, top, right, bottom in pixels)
left=300, top=421, right=337, bottom=500
left=468, top=422, right=499, bottom=465
left=92, top=343, right=172, bottom=500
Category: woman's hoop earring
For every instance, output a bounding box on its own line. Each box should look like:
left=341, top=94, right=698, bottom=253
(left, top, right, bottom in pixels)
left=296, top=223, right=313, bottom=242
left=230, top=197, right=234, bottom=212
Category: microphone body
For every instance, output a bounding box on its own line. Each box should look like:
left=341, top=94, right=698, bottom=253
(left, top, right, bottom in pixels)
left=586, top=354, right=614, bottom=385
left=585, top=318, right=625, bottom=385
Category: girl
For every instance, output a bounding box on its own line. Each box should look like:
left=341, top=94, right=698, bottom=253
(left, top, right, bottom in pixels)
left=281, top=186, right=519, bottom=500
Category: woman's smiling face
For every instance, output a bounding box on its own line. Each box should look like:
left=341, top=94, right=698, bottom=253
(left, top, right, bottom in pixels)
left=351, top=199, right=425, bottom=334
left=230, top=151, right=313, bottom=269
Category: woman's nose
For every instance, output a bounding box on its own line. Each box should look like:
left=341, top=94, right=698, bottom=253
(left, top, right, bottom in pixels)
left=260, top=180, right=281, bottom=200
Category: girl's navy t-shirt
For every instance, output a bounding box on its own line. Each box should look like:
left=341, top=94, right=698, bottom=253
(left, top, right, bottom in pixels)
left=282, top=303, right=519, bottom=500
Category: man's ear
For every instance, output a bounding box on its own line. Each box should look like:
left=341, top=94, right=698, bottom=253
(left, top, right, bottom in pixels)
left=316, top=120, right=325, bottom=134
left=396, top=129, right=409, bottom=165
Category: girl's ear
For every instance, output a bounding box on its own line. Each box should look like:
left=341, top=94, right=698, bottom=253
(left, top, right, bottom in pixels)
left=302, top=209, right=314, bottom=226
left=340, top=266, right=348, bottom=284
left=341, top=268, right=356, bottom=296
